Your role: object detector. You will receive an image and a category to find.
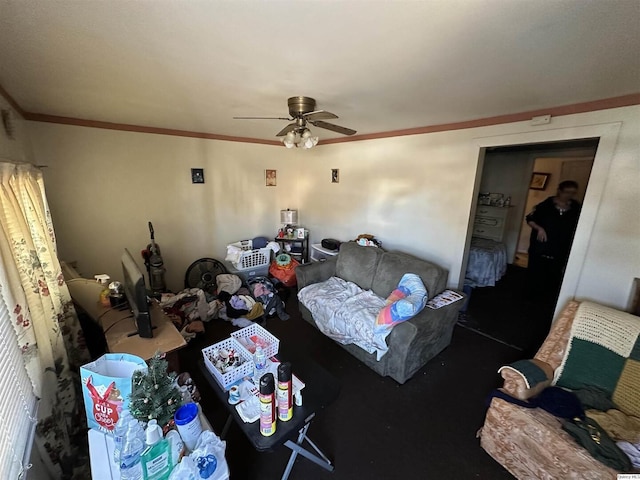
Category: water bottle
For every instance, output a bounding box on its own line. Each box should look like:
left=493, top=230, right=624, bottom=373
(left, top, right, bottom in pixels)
left=113, top=411, right=132, bottom=464
left=120, top=422, right=144, bottom=480
left=132, top=419, right=146, bottom=444
left=254, top=345, right=267, bottom=383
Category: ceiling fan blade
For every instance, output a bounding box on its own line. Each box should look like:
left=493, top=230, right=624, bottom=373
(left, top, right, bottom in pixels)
left=276, top=123, right=297, bottom=137
left=309, top=120, right=357, bottom=136
left=233, top=116, right=292, bottom=120
left=303, top=110, right=339, bottom=121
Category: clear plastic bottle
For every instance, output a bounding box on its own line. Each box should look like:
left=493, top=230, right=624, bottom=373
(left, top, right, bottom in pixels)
left=113, top=411, right=132, bottom=464
left=140, top=419, right=172, bottom=480
left=120, top=422, right=145, bottom=480
left=253, top=345, right=267, bottom=383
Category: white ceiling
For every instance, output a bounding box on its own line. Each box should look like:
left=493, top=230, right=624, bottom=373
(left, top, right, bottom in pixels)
left=0, top=0, right=639, bottom=140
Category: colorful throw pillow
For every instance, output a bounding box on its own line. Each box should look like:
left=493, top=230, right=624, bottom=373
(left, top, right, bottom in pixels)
left=375, top=273, right=428, bottom=329
left=554, top=301, right=640, bottom=418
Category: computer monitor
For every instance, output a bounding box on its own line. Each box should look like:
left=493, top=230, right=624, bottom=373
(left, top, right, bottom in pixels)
left=121, top=248, right=153, bottom=338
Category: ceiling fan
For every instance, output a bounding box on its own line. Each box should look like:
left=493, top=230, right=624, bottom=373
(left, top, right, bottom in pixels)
left=234, top=96, right=356, bottom=148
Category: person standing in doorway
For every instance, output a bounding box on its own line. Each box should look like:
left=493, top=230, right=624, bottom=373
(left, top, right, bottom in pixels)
left=526, top=180, right=582, bottom=302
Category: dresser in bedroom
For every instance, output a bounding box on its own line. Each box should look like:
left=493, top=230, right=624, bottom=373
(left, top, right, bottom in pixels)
left=472, top=205, right=512, bottom=242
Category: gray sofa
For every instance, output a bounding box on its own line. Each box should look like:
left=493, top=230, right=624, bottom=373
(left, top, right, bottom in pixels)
left=295, top=242, right=464, bottom=384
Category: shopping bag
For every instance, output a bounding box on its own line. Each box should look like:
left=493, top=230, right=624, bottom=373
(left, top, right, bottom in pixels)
left=269, top=257, right=300, bottom=287
left=80, top=353, right=147, bottom=433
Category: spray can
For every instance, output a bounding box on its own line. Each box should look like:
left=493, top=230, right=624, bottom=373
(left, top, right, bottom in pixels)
left=259, top=373, right=276, bottom=437
left=277, top=363, right=293, bottom=422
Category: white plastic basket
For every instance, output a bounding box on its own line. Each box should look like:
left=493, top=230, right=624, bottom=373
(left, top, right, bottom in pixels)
left=202, top=337, right=253, bottom=390
left=228, top=240, right=272, bottom=271
left=231, top=323, right=280, bottom=359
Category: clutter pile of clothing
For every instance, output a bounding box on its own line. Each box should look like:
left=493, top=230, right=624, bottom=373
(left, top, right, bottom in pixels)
left=160, top=273, right=289, bottom=341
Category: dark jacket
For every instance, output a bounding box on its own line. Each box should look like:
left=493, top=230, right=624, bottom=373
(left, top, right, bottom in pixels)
left=526, top=196, right=581, bottom=260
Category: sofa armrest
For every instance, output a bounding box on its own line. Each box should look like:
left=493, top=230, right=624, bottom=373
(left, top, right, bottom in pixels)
left=295, top=257, right=337, bottom=289
left=499, top=358, right=554, bottom=400
left=384, top=296, right=464, bottom=383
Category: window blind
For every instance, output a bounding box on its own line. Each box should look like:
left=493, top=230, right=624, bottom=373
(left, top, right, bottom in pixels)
left=0, top=291, right=38, bottom=479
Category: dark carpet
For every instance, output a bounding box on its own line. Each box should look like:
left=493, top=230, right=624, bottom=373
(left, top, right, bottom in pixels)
left=459, top=265, right=556, bottom=357
left=180, top=296, right=524, bottom=480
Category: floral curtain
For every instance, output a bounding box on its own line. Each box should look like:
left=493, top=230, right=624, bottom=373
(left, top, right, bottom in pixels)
left=0, top=162, right=90, bottom=479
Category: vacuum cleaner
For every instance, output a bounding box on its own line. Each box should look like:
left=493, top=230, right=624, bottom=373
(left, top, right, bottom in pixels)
left=141, top=221, right=167, bottom=295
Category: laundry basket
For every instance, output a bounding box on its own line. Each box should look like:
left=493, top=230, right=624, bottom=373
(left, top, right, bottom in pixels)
left=227, top=240, right=272, bottom=272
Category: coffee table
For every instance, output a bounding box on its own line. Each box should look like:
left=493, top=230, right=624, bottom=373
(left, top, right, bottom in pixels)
left=198, top=348, right=340, bottom=480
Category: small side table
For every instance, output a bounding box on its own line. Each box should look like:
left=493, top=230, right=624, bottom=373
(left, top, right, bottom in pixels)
left=274, top=235, right=309, bottom=264
left=198, top=348, right=340, bottom=480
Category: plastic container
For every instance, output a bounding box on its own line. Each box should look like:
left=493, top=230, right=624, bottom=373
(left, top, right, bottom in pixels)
left=202, top=338, right=254, bottom=390
left=174, top=403, right=203, bottom=451
left=231, top=323, right=280, bottom=359
left=113, top=411, right=132, bottom=464
left=259, top=373, right=276, bottom=437
left=253, top=346, right=267, bottom=383
left=224, top=261, right=270, bottom=284
left=120, top=422, right=144, bottom=480
left=140, top=419, right=172, bottom=480
left=227, top=240, right=272, bottom=271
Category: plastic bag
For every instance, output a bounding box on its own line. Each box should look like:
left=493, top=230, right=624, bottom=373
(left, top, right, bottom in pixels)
left=269, top=258, right=300, bottom=287
left=168, top=456, right=198, bottom=480
left=169, top=430, right=227, bottom=480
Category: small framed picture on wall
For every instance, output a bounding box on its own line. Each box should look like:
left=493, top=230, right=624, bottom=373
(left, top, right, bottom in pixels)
left=266, top=169, right=277, bottom=186
left=191, top=168, right=205, bottom=184
left=530, top=172, right=550, bottom=190
left=331, top=169, right=339, bottom=183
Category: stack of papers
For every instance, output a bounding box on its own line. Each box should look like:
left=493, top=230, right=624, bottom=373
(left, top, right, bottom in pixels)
left=426, top=289, right=463, bottom=309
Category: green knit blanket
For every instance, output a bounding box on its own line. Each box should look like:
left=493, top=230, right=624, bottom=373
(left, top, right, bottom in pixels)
left=554, top=301, right=640, bottom=417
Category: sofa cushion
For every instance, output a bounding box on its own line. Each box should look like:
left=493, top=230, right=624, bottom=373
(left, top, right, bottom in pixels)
left=372, top=251, right=445, bottom=299
left=335, top=242, right=381, bottom=291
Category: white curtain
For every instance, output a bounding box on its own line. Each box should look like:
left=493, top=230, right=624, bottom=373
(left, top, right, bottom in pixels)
left=0, top=162, right=90, bottom=478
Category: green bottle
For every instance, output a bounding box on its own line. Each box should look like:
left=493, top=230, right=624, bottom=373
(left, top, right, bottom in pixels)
left=140, top=420, right=173, bottom=480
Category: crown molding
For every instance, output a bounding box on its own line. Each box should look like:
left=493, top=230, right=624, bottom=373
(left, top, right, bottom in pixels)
left=23, top=112, right=282, bottom=146
left=319, top=93, right=640, bottom=145
left=1, top=82, right=638, bottom=146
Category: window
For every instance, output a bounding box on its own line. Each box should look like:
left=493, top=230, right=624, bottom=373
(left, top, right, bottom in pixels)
left=0, top=288, right=38, bottom=479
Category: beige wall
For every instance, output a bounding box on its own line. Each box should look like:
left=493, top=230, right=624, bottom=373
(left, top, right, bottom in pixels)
left=28, top=105, right=640, bottom=312
left=31, top=126, right=298, bottom=290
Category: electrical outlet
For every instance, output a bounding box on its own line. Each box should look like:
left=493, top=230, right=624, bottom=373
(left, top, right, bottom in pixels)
left=530, top=114, right=551, bottom=126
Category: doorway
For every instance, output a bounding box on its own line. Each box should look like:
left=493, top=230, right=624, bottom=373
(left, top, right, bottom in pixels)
left=460, top=139, right=598, bottom=354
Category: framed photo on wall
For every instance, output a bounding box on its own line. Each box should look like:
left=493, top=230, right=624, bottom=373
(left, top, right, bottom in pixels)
left=331, top=169, right=339, bottom=183
left=266, top=169, right=277, bottom=187
left=530, top=172, right=550, bottom=190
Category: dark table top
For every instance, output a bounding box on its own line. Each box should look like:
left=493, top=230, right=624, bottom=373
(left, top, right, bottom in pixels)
left=198, top=349, right=340, bottom=452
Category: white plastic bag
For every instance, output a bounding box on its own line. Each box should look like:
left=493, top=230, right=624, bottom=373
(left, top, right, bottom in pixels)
left=168, top=430, right=227, bottom=480
left=168, top=456, right=198, bottom=480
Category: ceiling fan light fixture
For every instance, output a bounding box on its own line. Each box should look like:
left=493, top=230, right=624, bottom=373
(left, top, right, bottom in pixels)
left=297, top=128, right=318, bottom=149
left=282, top=130, right=296, bottom=148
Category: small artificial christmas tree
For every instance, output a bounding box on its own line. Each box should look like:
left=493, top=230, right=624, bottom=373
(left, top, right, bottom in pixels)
left=129, top=352, right=183, bottom=427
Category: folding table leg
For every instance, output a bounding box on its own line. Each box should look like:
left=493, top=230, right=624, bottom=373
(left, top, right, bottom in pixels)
left=281, top=423, right=334, bottom=480
left=220, top=414, right=233, bottom=440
